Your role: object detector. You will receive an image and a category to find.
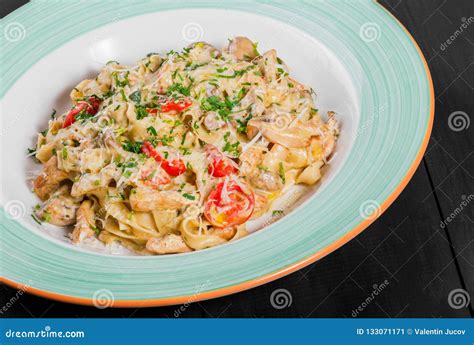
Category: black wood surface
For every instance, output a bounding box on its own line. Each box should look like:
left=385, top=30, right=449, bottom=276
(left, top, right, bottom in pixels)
left=1, top=0, right=473, bottom=318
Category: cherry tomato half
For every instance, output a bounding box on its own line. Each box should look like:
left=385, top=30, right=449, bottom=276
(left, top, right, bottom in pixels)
left=204, top=178, right=255, bottom=228
left=205, top=145, right=237, bottom=177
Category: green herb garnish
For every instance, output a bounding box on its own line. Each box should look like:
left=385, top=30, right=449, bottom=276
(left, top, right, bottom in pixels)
left=62, top=147, right=68, bottom=160
left=182, top=193, right=195, bottom=200
left=278, top=162, right=286, bottom=184
left=122, top=140, right=143, bottom=154
left=135, top=105, right=148, bottom=120
left=147, top=126, right=157, bottom=136
left=272, top=210, right=284, bottom=217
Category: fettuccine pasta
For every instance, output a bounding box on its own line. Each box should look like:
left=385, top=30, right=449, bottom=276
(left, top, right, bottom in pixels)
left=31, top=37, right=339, bottom=255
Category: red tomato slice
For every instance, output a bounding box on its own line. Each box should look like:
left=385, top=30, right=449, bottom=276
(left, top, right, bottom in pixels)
left=141, top=141, right=186, bottom=176
left=161, top=159, right=186, bottom=177
left=205, top=145, right=237, bottom=177
left=147, top=99, right=192, bottom=114
left=204, top=178, right=255, bottom=228
left=62, top=96, right=101, bottom=128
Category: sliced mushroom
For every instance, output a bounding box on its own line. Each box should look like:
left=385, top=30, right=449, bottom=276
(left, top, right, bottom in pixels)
left=249, top=171, right=283, bottom=192
left=227, top=37, right=257, bottom=61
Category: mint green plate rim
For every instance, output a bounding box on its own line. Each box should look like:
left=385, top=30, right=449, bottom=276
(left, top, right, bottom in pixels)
left=0, top=0, right=434, bottom=307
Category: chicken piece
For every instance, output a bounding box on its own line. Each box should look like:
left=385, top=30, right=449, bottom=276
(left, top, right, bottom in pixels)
left=34, top=156, right=70, bottom=201
left=239, top=146, right=264, bottom=176
left=36, top=185, right=81, bottom=226
left=146, top=234, right=192, bottom=254
left=251, top=192, right=271, bottom=219
left=228, top=37, right=257, bottom=61
left=215, top=227, right=236, bottom=241
left=249, top=171, right=283, bottom=192
left=129, top=188, right=193, bottom=212
left=71, top=200, right=97, bottom=243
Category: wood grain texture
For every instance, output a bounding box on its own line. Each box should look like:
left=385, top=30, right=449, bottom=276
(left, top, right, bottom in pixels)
left=381, top=0, right=474, bottom=312
left=0, top=0, right=472, bottom=318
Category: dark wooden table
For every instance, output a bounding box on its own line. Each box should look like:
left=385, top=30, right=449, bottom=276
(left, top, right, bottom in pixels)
left=1, top=0, right=472, bottom=318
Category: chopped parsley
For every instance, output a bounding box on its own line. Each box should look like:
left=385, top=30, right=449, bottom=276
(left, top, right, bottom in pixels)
left=61, top=147, right=68, bottom=160
left=102, top=90, right=114, bottom=99
left=167, top=83, right=191, bottom=97
left=31, top=213, right=42, bottom=225
left=75, top=111, right=94, bottom=123
left=278, top=162, right=286, bottom=184
left=160, top=135, right=174, bottom=146
left=236, top=114, right=252, bottom=133
left=182, top=193, right=195, bottom=200
left=223, top=132, right=240, bottom=157
left=146, top=126, right=157, bottom=136
left=113, top=71, right=130, bottom=88
left=115, top=158, right=138, bottom=177
left=120, top=88, right=127, bottom=101
left=200, top=96, right=238, bottom=121
left=272, top=210, right=284, bottom=217
left=122, top=140, right=143, bottom=154
left=215, top=65, right=255, bottom=79
left=135, top=105, right=148, bottom=120
left=180, top=147, right=191, bottom=155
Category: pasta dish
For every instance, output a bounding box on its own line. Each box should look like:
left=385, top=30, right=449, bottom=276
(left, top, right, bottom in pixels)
left=31, top=37, right=339, bottom=255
